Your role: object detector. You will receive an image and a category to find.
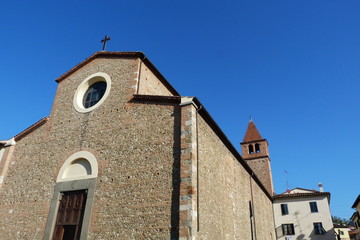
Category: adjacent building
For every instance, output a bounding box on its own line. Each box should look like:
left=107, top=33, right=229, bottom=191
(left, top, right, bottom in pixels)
left=351, top=195, right=360, bottom=240
left=273, top=187, right=336, bottom=240
left=0, top=51, right=276, bottom=239
left=334, top=224, right=352, bottom=240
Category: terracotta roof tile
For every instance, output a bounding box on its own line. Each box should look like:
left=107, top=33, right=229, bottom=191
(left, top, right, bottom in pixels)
left=273, top=191, right=330, bottom=200
left=243, top=120, right=263, bottom=142
left=280, top=187, right=317, bottom=194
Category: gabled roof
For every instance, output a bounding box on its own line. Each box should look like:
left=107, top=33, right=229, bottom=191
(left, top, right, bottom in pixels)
left=1, top=117, right=49, bottom=145
left=55, top=51, right=180, bottom=96
left=282, top=187, right=317, bottom=194
left=242, top=120, right=264, bottom=142
left=333, top=224, right=350, bottom=228
left=352, top=195, right=360, bottom=208
left=273, top=190, right=330, bottom=201
left=14, top=117, right=49, bottom=142
left=351, top=211, right=359, bottom=220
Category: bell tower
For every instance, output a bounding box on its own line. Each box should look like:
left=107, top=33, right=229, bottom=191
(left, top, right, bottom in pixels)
left=241, top=119, right=274, bottom=195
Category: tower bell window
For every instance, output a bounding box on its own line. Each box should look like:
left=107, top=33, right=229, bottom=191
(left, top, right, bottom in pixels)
left=255, top=143, right=260, bottom=153
left=249, top=144, right=254, bottom=154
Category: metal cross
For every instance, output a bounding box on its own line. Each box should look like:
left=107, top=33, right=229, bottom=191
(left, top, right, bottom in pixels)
left=101, top=35, right=111, bottom=51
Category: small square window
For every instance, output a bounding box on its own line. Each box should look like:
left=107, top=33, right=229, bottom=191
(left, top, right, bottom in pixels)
left=282, top=224, right=295, bottom=235
left=309, top=202, right=318, bottom=213
left=314, top=222, right=325, bottom=234
left=281, top=204, right=289, bottom=215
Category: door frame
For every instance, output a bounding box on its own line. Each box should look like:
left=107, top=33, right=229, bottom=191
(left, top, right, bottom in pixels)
left=44, top=178, right=96, bottom=240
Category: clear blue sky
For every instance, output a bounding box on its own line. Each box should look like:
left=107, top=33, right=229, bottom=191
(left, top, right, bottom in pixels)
left=1, top=0, right=359, bottom=220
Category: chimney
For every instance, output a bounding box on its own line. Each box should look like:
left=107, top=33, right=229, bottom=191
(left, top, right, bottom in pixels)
left=318, top=182, right=324, bottom=192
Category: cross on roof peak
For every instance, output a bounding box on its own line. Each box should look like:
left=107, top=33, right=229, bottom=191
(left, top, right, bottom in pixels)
left=101, top=35, right=111, bottom=51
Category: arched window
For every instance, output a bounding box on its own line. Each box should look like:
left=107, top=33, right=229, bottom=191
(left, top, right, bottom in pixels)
left=57, top=151, right=98, bottom=182
left=249, top=144, right=254, bottom=154
left=255, top=143, right=260, bottom=153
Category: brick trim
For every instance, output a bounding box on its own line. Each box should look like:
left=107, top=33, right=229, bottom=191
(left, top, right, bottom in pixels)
left=241, top=139, right=268, bottom=145
left=178, top=104, right=198, bottom=239
left=242, top=155, right=271, bottom=161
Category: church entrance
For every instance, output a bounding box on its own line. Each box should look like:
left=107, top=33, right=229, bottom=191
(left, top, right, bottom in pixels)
left=53, top=190, right=87, bottom=240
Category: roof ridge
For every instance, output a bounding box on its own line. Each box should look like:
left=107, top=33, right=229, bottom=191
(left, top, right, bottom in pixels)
left=55, top=51, right=180, bottom=96
left=273, top=192, right=330, bottom=199
left=56, top=51, right=144, bottom=83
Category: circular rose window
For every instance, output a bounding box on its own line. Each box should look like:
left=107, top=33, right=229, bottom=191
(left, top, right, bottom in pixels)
left=73, top=72, right=111, bottom=113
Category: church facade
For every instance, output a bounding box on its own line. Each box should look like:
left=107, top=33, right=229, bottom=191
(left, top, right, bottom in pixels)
left=0, top=51, right=275, bottom=239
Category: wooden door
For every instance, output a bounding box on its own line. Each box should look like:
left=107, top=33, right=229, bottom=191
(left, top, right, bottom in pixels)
left=53, top=190, right=87, bottom=240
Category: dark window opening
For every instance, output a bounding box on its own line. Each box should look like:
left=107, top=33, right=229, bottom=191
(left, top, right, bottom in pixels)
left=53, top=190, right=87, bottom=240
left=310, top=202, right=318, bottom=213
left=282, top=224, right=295, bottom=235
left=249, top=201, right=254, bottom=240
left=255, top=143, right=260, bottom=153
left=281, top=204, right=289, bottom=215
left=83, top=81, right=106, bottom=108
left=62, top=225, right=77, bottom=240
left=314, top=222, right=326, bottom=234
left=249, top=145, right=254, bottom=154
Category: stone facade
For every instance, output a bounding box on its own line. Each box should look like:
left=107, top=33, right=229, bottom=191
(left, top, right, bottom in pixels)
left=0, top=52, right=275, bottom=239
left=196, top=112, right=275, bottom=239
left=351, top=195, right=360, bottom=240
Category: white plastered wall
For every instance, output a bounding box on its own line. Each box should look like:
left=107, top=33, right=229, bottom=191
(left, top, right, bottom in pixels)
left=273, top=196, right=335, bottom=240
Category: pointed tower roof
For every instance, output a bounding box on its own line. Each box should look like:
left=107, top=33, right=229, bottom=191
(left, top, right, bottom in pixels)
left=243, top=120, right=263, bottom=142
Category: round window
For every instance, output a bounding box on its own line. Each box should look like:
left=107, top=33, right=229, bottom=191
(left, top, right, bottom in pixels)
left=73, top=72, right=111, bottom=113
left=83, top=81, right=107, bottom=108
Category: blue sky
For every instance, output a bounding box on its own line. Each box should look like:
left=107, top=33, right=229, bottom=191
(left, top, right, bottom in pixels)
left=1, top=1, right=359, bottom=220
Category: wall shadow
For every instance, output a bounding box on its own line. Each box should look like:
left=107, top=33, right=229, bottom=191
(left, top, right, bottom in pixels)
left=170, top=105, right=181, bottom=239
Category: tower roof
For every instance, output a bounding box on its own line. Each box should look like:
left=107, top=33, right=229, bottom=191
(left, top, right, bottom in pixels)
left=243, top=120, right=263, bottom=142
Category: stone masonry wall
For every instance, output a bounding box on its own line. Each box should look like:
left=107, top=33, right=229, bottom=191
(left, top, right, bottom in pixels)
left=0, top=123, right=51, bottom=239
left=251, top=176, right=276, bottom=240
left=0, top=57, right=180, bottom=239
left=245, top=157, right=274, bottom=195
left=138, top=60, right=174, bottom=96
left=196, top=114, right=275, bottom=240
